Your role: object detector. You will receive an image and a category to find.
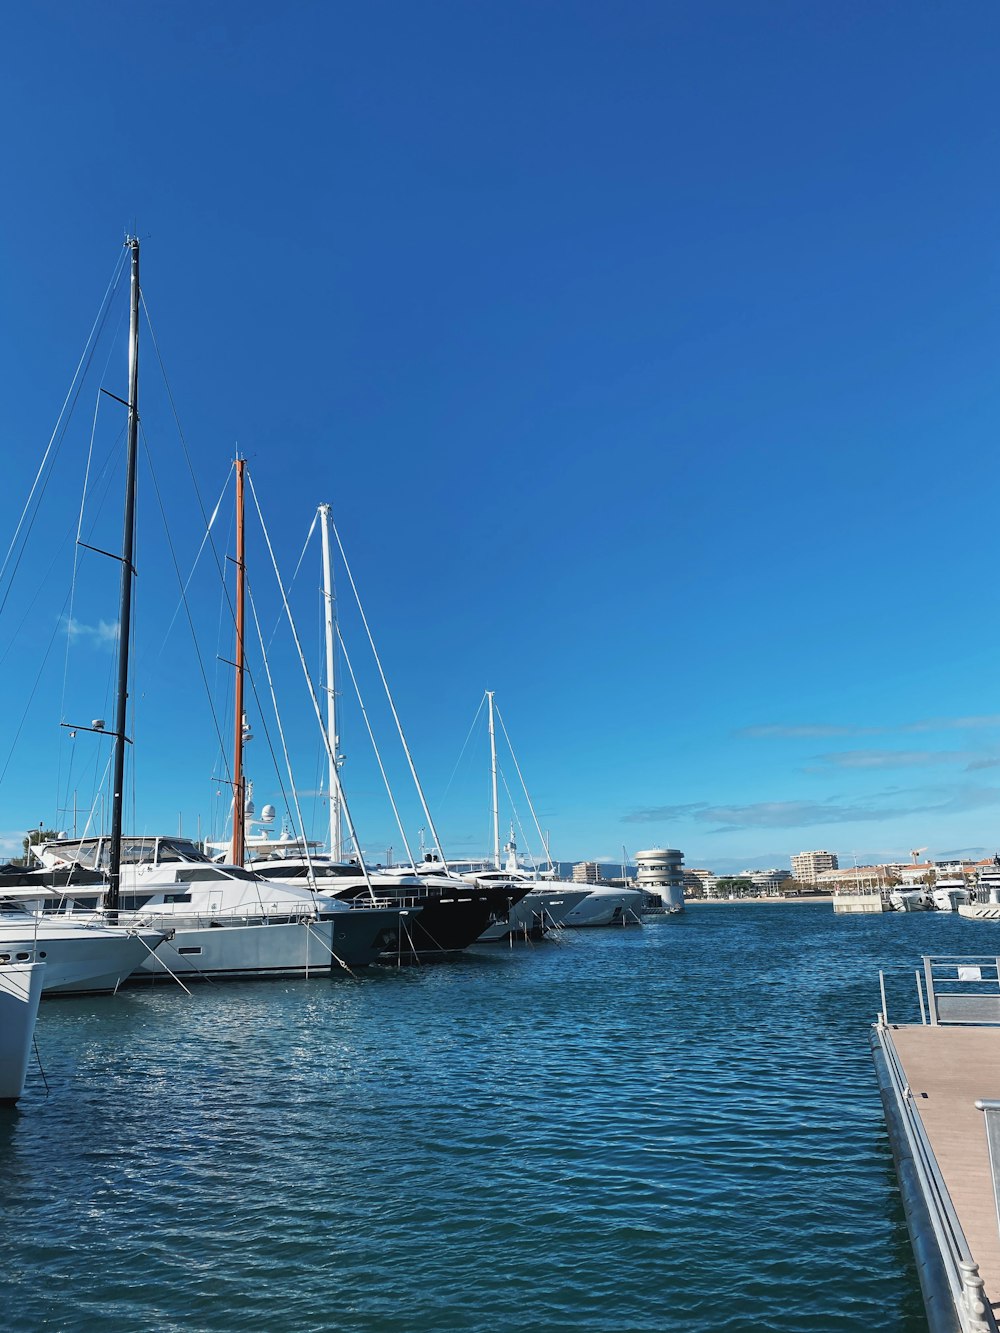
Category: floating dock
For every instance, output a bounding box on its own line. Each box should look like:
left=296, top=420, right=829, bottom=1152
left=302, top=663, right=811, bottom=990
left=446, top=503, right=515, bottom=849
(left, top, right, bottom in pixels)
left=871, top=957, right=1000, bottom=1333
left=833, top=891, right=888, bottom=914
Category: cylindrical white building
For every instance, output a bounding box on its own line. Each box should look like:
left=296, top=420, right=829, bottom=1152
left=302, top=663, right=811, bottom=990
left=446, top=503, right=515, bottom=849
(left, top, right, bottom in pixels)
left=635, top=848, right=685, bottom=912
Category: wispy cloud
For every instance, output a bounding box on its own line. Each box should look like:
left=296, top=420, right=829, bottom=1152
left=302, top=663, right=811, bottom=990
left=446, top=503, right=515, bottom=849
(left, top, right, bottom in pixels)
left=739, top=724, right=868, bottom=739
left=739, top=716, right=1000, bottom=740
left=624, top=785, right=1000, bottom=833
left=811, top=749, right=981, bottom=771
left=0, top=830, right=25, bottom=857
left=60, top=616, right=119, bottom=648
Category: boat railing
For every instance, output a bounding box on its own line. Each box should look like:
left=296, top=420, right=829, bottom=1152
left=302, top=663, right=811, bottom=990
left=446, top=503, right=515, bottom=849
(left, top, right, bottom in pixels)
left=878, top=955, right=1000, bottom=1026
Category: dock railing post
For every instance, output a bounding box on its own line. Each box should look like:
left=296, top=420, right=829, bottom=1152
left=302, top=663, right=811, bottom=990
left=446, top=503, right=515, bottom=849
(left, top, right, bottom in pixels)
left=915, top=969, right=927, bottom=1026
left=958, top=1260, right=992, bottom=1333
left=975, top=1100, right=1000, bottom=1248
left=923, top=956, right=938, bottom=1025
left=879, top=969, right=888, bottom=1024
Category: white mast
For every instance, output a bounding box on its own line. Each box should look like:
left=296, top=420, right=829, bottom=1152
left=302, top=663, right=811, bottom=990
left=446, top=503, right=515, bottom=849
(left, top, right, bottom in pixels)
left=487, top=689, right=501, bottom=869
left=319, top=503, right=343, bottom=860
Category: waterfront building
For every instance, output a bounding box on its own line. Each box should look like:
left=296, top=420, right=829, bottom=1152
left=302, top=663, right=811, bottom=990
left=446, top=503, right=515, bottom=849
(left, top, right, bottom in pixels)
left=791, top=850, right=838, bottom=883
left=572, top=861, right=603, bottom=885
left=683, top=869, right=712, bottom=899
left=635, top=848, right=685, bottom=911
left=747, top=868, right=792, bottom=896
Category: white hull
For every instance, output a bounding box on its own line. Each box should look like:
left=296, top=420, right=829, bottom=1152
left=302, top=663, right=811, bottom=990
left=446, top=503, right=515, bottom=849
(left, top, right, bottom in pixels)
left=0, top=963, right=44, bottom=1102
left=890, top=891, right=932, bottom=913
left=0, top=922, right=165, bottom=995
left=135, top=918, right=345, bottom=980
left=477, top=888, right=592, bottom=942
left=563, top=888, right=645, bottom=928
left=931, top=887, right=971, bottom=912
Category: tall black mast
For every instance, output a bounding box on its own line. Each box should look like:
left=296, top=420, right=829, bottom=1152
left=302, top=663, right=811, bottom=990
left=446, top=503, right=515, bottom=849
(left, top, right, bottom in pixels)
left=107, top=236, right=140, bottom=915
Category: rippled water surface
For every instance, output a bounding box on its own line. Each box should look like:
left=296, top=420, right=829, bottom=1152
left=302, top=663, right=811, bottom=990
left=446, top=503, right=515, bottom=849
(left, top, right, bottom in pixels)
left=3, top=903, right=977, bottom=1331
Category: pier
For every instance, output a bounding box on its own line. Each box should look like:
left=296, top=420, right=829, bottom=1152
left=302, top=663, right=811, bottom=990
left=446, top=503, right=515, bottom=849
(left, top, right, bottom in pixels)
left=872, top=957, right=1000, bottom=1333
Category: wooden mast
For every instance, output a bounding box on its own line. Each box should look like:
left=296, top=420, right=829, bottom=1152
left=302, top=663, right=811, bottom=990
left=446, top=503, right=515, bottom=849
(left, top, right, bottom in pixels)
left=230, top=456, right=246, bottom=867
left=107, top=236, right=140, bottom=916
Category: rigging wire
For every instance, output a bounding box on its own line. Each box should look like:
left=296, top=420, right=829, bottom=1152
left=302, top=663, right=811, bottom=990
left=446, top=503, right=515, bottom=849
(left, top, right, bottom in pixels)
left=335, top=621, right=416, bottom=870
left=495, top=703, right=554, bottom=871
left=139, top=427, right=231, bottom=780
left=438, top=690, right=488, bottom=810
left=245, top=581, right=318, bottom=900
left=245, top=469, right=375, bottom=898
left=328, top=515, right=448, bottom=865
left=264, top=509, right=318, bottom=654
left=0, top=587, right=74, bottom=788
left=157, top=469, right=232, bottom=653
left=0, top=245, right=129, bottom=622
left=496, top=762, right=538, bottom=872
left=140, top=293, right=244, bottom=786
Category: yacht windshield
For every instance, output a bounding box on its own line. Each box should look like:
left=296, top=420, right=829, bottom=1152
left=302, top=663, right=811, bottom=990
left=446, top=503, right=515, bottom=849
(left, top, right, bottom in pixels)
left=156, top=839, right=212, bottom=864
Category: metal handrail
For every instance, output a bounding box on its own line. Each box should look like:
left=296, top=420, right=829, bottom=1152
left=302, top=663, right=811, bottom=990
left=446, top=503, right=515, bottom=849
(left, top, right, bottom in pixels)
left=876, top=1020, right=996, bottom=1331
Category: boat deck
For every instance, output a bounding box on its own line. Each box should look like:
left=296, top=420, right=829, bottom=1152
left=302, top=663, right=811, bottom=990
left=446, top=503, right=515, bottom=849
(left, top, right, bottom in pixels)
left=888, top=1024, right=1000, bottom=1317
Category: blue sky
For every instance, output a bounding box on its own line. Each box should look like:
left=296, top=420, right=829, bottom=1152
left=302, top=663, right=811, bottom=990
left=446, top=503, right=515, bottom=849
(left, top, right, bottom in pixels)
left=3, top=1, right=1000, bottom=872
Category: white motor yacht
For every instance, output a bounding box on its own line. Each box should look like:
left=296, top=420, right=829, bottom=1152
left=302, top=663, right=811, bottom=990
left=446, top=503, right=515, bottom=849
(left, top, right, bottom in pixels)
left=931, top=880, right=971, bottom=912
left=456, top=868, right=593, bottom=941
left=0, top=962, right=45, bottom=1102
left=0, top=890, right=166, bottom=994
left=890, top=888, right=933, bottom=912
left=31, top=836, right=413, bottom=978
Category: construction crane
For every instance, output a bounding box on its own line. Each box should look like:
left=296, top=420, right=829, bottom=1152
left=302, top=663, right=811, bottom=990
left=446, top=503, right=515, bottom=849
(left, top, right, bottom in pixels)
left=910, top=846, right=928, bottom=864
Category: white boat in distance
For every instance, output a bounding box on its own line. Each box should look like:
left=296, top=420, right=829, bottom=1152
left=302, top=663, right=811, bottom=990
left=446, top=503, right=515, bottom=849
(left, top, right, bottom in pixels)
left=890, top=888, right=933, bottom=912
left=0, top=963, right=45, bottom=1103
left=454, top=868, right=593, bottom=941
left=931, top=879, right=971, bottom=912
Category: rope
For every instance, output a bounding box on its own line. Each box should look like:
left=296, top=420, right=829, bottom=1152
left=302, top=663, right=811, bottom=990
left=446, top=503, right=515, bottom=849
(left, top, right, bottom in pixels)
left=133, top=931, right=194, bottom=995
left=302, top=919, right=357, bottom=978
left=329, top=515, right=448, bottom=865
left=32, top=1033, right=50, bottom=1097
left=245, top=469, right=376, bottom=901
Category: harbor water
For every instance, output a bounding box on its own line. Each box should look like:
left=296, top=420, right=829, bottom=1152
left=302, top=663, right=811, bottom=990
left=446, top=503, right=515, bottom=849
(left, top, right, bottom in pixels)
left=2, top=904, right=978, bottom=1331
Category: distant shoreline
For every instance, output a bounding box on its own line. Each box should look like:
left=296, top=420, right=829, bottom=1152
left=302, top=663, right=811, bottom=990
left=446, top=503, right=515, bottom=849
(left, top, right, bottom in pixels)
left=685, top=895, right=834, bottom=906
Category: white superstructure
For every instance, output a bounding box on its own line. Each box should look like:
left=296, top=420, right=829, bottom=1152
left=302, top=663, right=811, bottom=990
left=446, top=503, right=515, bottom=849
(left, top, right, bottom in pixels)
left=635, top=848, right=685, bottom=913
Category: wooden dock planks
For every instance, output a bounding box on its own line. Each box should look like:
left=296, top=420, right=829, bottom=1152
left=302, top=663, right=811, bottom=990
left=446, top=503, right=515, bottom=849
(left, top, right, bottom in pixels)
left=889, top=1025, right=1000, bottom=1316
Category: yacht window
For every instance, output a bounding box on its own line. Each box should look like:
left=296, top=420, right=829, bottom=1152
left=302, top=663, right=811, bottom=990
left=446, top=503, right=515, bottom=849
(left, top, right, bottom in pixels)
left=177, top=946, right=202, bottom=955
left=47, top=839, right=105, bottom=869
left=174, top=868, right=228, bottom=884
left=120, top=839, right=157, bottom=865
left=158, top=839, right=212, bottom=864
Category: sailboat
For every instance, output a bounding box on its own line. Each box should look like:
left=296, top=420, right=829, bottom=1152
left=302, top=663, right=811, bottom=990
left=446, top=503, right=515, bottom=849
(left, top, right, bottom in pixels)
left=0, top=237, right=170, bottom=994
left=454, top=691, right=645, bottom=929
left=241, top=502, right=532, bottom=957
left=37, top=455, right=419, bottom=979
